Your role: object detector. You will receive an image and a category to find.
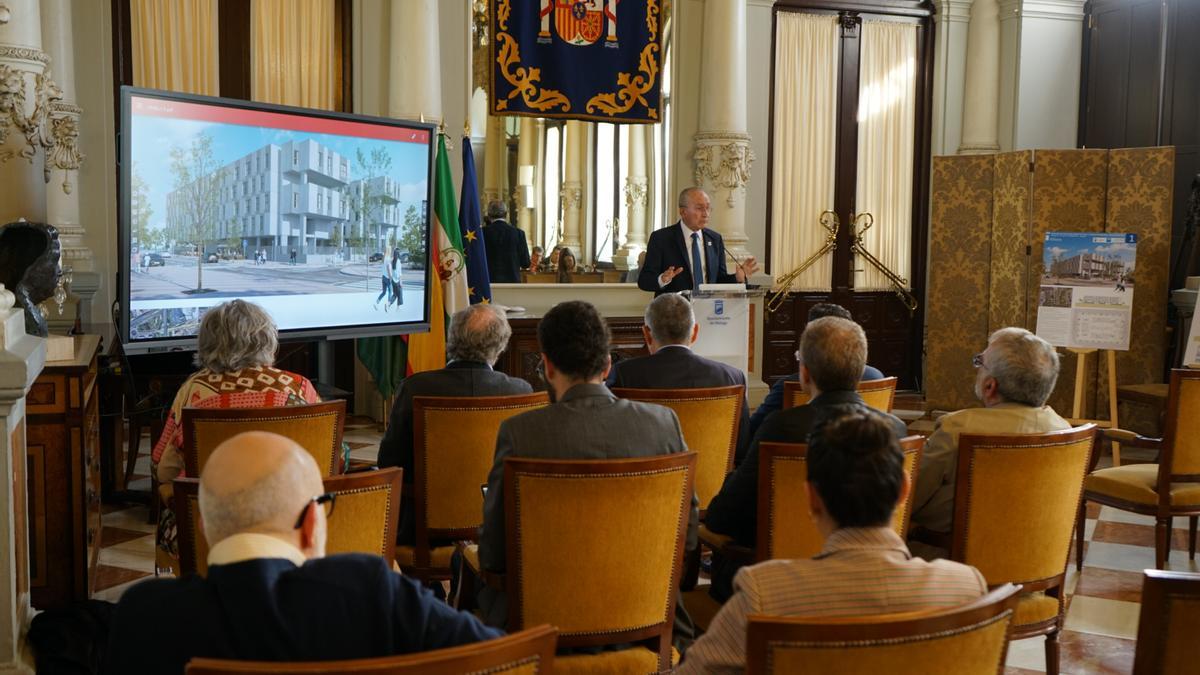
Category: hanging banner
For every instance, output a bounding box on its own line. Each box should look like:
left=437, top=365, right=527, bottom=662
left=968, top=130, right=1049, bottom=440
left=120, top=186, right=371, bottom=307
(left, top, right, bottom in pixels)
left=489, top=0, right=663, bottom=123
left=1035, top=232, right=1138, bottom=351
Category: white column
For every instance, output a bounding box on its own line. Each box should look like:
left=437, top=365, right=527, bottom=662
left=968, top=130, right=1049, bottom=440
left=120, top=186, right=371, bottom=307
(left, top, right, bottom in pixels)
left=558, top=120, right=585, bottom=252
left=482, top=114, right=506, bottom=206
left=388, top=0, right=442, bottom=123
left=999, top=0, right=1086, bottom=150
left=0, top=0, right=52, bottom=225
left=515, top=117, right=536, bottom=245
left=958, top=0, right=1001, bottom=154
left=693, top=0, right=754, bottom=258
left=613, top=125, right=649, bottom=270
left=0, top=286, right=42, bottom=674
left=931, top=0, right=974, bottom=156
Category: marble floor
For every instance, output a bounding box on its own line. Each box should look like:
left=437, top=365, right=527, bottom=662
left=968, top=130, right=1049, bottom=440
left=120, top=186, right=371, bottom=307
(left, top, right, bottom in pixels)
left=94, top=416, right=1196, bottom=674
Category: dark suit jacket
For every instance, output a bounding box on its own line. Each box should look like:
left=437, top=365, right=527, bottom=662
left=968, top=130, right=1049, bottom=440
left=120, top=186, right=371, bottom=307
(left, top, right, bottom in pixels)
left=378, top=361, right=532, bottom=542
left=748, top=365, right=886, bottom=438
left=482, top=219, right=531, bottom=283
left=637, top=223, right=738, bottom=295
left=605, top=345, right=753, bottom=464
left=103, top=554, right=502, bottom=674
left=705, top=390, right=908, bottom=548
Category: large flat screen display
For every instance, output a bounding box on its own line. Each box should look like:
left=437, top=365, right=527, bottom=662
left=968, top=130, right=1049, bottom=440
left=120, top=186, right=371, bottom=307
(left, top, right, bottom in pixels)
left=119, top=87, right=434, bottom=353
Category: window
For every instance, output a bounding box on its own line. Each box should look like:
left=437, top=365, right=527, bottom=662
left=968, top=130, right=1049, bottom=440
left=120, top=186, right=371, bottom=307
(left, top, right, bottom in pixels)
left=293, top=149, right=300, bottom=165
left=292, top=191, right=299, bottom=209
left=542, top=122, right=563, bottom=252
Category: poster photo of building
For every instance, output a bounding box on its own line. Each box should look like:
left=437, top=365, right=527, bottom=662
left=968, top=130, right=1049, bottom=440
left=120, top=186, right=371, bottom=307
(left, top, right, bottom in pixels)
left=1036, top=232, right=1138, bottom=351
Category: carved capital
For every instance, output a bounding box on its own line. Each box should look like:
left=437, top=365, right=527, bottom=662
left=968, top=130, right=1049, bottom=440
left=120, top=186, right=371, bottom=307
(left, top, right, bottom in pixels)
left=692, top=132, right=755, bottom=207
left=0, top=52, right=64, bottom=184
left=560, top=182, right=582, bottom=210
left=48, top=100, right=83, bottom=194
left=623, top=177, right=648, bottom=209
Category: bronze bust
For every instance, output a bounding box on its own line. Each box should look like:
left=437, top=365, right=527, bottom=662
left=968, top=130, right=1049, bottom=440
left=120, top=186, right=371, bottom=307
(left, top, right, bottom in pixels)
left=0, top=221, right=62, bottom=337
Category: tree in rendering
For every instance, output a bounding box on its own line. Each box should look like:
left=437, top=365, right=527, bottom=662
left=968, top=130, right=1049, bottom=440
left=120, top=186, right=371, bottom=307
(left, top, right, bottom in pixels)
left=344, top=147, right=393, bottom=256
left=168, top=132, right=222, bottom=293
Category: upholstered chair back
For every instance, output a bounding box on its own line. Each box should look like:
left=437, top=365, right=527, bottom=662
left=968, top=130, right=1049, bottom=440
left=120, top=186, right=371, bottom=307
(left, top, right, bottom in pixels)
left=1133, top=570, right=1200, bottom=675
left=412, top=393, right=550, bottom=535
left=952, top=425, right=1095, bottom=585
left=783, top=377, right=898, bottom=412
left=745, top=584, right=1021, bottom=675
left=323, top=469, right=402, bottom=564
left=758, top=437, right=923, bottom=562
left=1164, top=369, right=1200, bottom=476
left=174, top=469, right=401, bottom=578
left=184, top=624, right=558, bottom=674
left=504, top=453, right=696, bottom=672
left=611, top=385, right=744, bottom=511
left=181, top=400, right=346, bottom=477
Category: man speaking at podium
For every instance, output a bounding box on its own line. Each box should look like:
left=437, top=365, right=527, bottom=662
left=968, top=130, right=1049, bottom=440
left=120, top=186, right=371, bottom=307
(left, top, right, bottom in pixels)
left=638, top=187, right=759, bottom=296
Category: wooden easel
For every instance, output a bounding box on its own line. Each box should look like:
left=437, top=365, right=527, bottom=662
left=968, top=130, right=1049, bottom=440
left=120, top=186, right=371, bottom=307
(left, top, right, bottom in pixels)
left=1066, top=348, right=1120, bottom=466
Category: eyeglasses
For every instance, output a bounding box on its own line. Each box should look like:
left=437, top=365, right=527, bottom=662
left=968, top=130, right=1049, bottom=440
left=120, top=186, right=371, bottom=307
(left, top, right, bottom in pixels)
left=294, top=492, right=336, bottom=529
left=972, top=353, right=985, bottom=369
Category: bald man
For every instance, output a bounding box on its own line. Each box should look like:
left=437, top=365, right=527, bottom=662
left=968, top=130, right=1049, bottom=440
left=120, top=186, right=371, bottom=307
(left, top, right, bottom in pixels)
left=104, top=432, right=500, bottom=674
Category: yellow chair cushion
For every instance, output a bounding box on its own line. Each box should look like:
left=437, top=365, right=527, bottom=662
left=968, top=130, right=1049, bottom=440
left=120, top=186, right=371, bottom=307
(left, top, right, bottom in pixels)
left=394, top=544, right=455, bottom=569
left=1085, top=464, right=1200, bottom=507
left=1014, top=592, right=1060, bottom=628
left=555, top=647, right=679, bottom=675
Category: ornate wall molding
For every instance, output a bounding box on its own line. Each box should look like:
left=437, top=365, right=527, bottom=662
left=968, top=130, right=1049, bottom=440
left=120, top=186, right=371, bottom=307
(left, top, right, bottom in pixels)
left=47, top=100, right=82, bottom=194
left=692, top=131, right=755, bottom=207
left=623, top=176, right=647, bottom=209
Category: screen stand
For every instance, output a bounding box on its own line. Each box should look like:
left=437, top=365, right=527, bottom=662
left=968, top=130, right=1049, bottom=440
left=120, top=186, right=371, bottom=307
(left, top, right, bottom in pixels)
left=317, top=340, right=334, bottom=387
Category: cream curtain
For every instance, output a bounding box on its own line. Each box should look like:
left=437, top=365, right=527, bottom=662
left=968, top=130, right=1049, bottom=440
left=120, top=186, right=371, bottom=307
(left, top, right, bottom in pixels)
left=131, top=0, right=219, bottom=95
left=854, top=20, right=917, bottom=291
left=251, top=0, right=338, bottom=110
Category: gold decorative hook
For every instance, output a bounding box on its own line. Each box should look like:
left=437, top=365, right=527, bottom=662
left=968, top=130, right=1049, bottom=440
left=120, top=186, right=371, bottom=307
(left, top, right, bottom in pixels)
left=766, top=210, right=840, bottom=313
left=849, top=211, right=918, bottom=315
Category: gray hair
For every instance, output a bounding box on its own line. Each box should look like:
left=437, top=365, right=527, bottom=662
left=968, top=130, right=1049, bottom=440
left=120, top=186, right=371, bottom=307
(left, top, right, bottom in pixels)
left=984, top=327, right=1060, bottom=407
left=195, top=300, right=278, bottom=373
left=677, top=186, right=707, bottom=208
left=645, top=293, right=695, bottom=345
left=446, top=304, right=513, bottom=366
left=800, top=316, right=868, bottom=393
left=486, top=199, right=507, bottom=220
left=199, top=449, right=316, bottom=545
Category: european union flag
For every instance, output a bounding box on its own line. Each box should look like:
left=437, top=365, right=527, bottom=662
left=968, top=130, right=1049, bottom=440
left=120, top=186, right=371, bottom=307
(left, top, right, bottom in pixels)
left=459, top=139, right=492, bottom=305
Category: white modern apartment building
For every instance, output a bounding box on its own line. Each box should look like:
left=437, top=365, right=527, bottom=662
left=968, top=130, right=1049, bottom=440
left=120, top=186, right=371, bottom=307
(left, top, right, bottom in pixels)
left=345, top=175, right=403, bottom=251
left=167, top=139, right=372, bottom=260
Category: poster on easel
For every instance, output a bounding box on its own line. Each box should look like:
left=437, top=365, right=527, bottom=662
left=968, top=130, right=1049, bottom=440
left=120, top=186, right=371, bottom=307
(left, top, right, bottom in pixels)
left=1035, top=232, right=1137, bottom=351
left=1185, top=306, right=1200, bottom=367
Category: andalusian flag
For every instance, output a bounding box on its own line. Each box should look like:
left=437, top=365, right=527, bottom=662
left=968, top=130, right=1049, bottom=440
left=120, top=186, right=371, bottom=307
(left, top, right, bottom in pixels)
left=405, top=133, right=469, bottom=373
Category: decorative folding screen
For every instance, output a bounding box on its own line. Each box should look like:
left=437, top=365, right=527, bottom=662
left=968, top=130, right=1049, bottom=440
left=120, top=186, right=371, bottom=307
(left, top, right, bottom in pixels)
left=926, top=147, right=1173, bottom=416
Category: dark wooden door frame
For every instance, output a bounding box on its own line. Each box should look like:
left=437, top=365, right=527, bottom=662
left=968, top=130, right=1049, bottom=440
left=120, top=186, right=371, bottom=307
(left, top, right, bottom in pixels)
left=762, top=0, right=935, bottom=390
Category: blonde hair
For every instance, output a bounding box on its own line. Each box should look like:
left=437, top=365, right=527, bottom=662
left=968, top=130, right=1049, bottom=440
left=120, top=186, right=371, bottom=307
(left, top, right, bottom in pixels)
left=195, top=300, right=278, bottom=373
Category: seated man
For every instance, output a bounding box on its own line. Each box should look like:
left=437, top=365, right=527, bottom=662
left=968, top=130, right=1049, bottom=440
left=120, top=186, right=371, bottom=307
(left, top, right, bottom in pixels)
left=377, top=303, right=531, bottom=543
left=748, top=302, right=884, bottom=438
left=704, top=316, right=907, bottom=600
left=605, top=292, right=752, bottom=463
left=105, top=432, right=500, bottom=673
left=678, top=413, right=988, bottom=675
left=476, top=300, right=699, bottom=638
left=908, top=327, right=1069, bottom=559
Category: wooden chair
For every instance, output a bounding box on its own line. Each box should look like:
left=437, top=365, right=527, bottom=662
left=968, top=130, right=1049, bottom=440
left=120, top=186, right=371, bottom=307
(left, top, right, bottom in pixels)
left=181, top=400, right=347, bottom=477
left=184, top=624, right=558, bottom=674
left=698, top=437, right=923, bottom=564
left=1132, top=570, right=1200, bottom=674
left=745, top=583, right=1022, bottom=675
left=783, top=376, right=898, bottom=412
left=609, top=385, right=744, bottom=515
left=464, top=453, right=696, bottom=673
left=1077, top=369, right=1200, bottom=570
left=398, top=393, right=550, bottom=582
left=174, top=468, right=403, bottom=577
left=950, top=425, right=1096, bottom=675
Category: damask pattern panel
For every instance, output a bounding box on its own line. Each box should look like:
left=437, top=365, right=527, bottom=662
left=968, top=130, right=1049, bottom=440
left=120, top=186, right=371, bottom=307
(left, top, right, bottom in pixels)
left=1030, top=149, right=1110, bottom=417
left=925, top=155, right=993, bottom=412
left=1099, top=146, right=1174, bottom=427
left=989, top=151, right=1032, bottom=333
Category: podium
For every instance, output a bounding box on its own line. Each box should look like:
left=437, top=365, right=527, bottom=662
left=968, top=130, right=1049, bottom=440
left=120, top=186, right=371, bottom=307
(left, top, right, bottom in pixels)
left=687, top=286, right=763, bottom=373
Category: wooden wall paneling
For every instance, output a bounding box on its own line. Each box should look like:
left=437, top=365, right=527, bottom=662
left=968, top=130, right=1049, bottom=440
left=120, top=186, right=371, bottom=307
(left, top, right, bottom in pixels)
left=1098, top=147, right=1174, bottom=433
left=1029, top=149, right=1110, bottom=417
left=989, top=151, right=1033, bottom=334
left=924, top=155, right=994, bottom=412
